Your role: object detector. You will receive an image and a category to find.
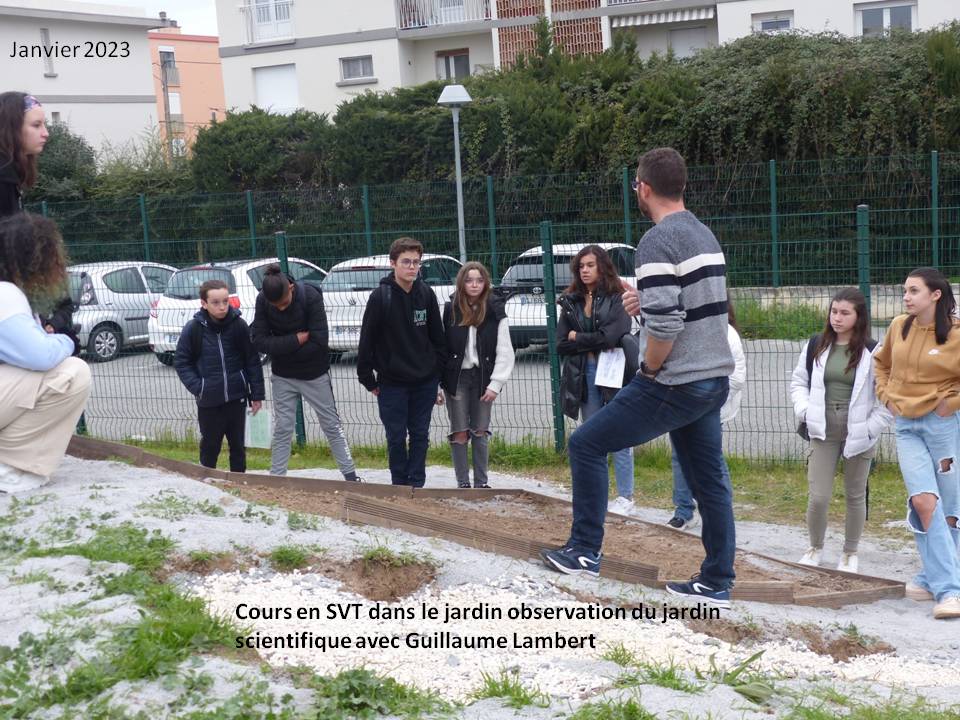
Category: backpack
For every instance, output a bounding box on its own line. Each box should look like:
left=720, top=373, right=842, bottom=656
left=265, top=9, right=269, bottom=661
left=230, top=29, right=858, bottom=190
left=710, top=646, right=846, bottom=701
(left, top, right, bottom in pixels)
left=189, top=281, right=310, bottom=360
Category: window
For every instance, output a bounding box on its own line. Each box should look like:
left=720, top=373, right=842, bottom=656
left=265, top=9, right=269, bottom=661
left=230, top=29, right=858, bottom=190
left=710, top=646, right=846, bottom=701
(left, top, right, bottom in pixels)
left=249, top=0, right=293, bottom=43
left=253, top=64, right=298, bottom=114
left=50, top=111, right=60, bottom=123
left=607, top=247, right=636, bottom=277
left=668, top=26, right=708, bottom=60
left=752, top=11, right=794, bottom=33
left=289, top=262, right=327, bottom=288
left=40, top=28, right=56, bottom=76
left=141, top=266, right=173, bottom=293
left=419, top=258, right=451, bottom=286
left=321, top=268, right=390, bottom=292
left=171, top=138, right=187, bottom=157
left=159, top=47, right=179, bottom=85
left=856, top=2, right=916, bottom=37
left=167, top=91, right=184, bottom=133
left=103, top=268, right=146, bottom=294
left=436, top=49, right=470, bottom=81
left=340, top=56, right=375, bottom=81
left=166, top=269, right=235, bottom=300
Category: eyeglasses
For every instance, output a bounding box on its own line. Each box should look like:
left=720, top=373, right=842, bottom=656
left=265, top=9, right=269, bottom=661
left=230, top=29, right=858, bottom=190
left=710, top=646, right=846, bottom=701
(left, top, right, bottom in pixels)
left=397, top=259, right=422, bottom=268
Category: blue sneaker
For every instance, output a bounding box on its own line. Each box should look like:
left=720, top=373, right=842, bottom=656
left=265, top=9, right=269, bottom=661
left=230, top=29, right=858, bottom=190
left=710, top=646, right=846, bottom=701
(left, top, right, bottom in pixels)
left=540, top=546, right=602, bottom=577
left=665, top=575, right=731, bottom=608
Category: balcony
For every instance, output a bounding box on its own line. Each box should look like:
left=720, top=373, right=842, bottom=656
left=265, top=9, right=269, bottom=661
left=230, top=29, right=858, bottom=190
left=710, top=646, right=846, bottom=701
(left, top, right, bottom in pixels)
left=397, top=0, right=492, bottom=30
left=240, top=0, right=294, bottom=45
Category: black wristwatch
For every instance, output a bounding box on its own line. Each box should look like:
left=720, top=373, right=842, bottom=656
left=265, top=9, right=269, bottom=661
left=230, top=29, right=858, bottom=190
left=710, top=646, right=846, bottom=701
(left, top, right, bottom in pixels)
left=640, top=361, right=662, bottom=379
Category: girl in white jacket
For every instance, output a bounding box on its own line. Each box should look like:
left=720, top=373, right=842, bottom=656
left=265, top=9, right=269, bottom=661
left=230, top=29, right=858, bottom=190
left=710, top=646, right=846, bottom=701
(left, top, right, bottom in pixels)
left=790, top=288, right=893, bottom=573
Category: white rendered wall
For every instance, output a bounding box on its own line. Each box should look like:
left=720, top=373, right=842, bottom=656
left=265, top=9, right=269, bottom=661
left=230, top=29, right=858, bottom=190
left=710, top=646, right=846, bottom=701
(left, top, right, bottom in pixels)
left=615, top=21, right=719, bottom=59
left=406, top=33, right=495, bottom=84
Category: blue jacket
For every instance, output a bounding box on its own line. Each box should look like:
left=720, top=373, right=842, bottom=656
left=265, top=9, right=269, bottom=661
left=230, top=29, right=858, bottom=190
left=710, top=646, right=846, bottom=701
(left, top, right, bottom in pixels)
left=174, top=307, right=265, bottom=408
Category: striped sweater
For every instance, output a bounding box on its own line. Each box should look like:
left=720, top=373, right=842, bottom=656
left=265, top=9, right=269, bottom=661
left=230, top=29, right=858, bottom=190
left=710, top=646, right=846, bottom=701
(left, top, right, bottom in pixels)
left=635, top=210, right=734, bottom=385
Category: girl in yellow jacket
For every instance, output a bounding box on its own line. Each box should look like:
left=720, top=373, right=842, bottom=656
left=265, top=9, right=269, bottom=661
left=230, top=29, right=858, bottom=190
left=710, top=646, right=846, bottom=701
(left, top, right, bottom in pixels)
left=874, top=267, right=960, bottom=620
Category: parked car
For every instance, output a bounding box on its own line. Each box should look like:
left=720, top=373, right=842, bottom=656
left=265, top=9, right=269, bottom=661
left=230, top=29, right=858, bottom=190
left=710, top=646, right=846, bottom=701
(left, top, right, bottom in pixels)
left=68, top=261, right=176, bottom=362
left=497, top=243, right=636, bottom=348
left=148, top=257, right=326, bottom=365
left=322, top=254, right=462, bottom=352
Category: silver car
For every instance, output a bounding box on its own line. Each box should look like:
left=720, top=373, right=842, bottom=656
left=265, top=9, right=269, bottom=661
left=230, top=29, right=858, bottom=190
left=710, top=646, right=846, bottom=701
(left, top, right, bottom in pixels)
left=68, top=262, right=176, bottom=362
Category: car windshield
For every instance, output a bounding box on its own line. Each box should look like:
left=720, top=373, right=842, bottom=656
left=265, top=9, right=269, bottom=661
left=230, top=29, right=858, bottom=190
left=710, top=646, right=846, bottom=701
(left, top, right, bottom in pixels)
left=500, top=256, right=574, bottom=288
left=165, top=268, right=236, bottom=300
left=322, top=268, right=391, bottom=292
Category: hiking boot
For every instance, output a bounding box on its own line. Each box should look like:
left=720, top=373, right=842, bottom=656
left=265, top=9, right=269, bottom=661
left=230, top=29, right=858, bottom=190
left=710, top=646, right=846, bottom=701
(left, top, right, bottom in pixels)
left=933, top=596, right=960, bottom=619
left=665, top=575, right=731, bottom=608
left=797, top=547, right=822, bottom=567
left=539, top=545, right=602, bottom=578
left=905, top=581, right=935, bottom=602
left=836, top=553, right=859, bottom=574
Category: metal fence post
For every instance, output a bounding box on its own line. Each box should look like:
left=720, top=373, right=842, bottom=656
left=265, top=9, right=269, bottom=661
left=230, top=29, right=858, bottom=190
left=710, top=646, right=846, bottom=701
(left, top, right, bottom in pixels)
left=245, top=189, right=257, bottom=257
left=769, top=159, right=780, bottom=287
left=362, top=185, right=373, bottom=256
left=138, top=193, right=151, bottom=262
left=40, top=200, right=48, bottom=218
left=76, top=413, right=87, bottom=435
left=486, top=175, right=498, bottom=282
left=857, top=204, right=871, bottom=319
left=541, top=221, right=565, bottom=453
left=931, top=150, right=940, bottom=269
left=275, top=230, right=307, bottom=448
left=621, top=167, right=632, bottom=246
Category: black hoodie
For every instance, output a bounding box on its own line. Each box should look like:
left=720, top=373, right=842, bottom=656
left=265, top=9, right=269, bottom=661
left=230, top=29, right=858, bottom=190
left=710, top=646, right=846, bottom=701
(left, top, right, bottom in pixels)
left=250, top=279, right=330, bottom=380
left=0, top=158, right=23, bottom=218
left=357, top=272, right=446, bottom=390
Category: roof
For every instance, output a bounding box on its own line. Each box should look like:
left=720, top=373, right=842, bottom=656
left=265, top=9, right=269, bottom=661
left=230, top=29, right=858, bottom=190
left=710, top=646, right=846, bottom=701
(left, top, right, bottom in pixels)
left=517, top=243, right=634, bottom=258
left=0, top=1, right=169, bottom=28
left=327, top=253, right=459, bottom=271
left=68, top=261, right=175, bottom=273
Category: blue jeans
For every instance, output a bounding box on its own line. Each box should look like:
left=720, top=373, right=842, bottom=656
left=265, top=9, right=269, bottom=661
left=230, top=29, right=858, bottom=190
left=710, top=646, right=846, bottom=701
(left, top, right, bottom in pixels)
left=671, top=446, right=697, bottom=522
left=377, top=378, right=439, bottom=487
left=583, top=359, right=634, bottom=499
left=568, top=374, right=735, bottom=589
left=895, top=412, right=960, bottom=601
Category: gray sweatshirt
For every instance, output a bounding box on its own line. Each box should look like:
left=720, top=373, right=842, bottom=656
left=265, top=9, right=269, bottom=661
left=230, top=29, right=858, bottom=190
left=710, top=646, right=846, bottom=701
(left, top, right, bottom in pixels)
left=635, top=210, right=734, bottom=385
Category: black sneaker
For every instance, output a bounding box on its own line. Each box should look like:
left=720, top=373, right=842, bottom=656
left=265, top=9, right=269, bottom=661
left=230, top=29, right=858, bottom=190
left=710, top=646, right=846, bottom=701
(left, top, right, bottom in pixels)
left=666, top=516, right=691, bottom=530
left=457, top=480, right=471, bottom=489
left=474, top=482, right=492, bottom=489
left=665, top=575, right=731, bottom=608
left=346, top=476, right=363, bottom=483
left=539, top=545, right=602, bottom=577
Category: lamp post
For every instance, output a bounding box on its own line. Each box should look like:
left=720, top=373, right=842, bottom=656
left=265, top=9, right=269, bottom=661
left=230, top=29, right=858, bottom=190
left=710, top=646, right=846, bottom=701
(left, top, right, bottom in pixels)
left=437, top=84, right=472, bottom=263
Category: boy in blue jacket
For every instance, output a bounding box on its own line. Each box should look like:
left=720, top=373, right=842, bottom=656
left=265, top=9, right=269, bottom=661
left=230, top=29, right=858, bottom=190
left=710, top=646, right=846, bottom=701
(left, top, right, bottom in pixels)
left=175, top=280, right=265, bottom=472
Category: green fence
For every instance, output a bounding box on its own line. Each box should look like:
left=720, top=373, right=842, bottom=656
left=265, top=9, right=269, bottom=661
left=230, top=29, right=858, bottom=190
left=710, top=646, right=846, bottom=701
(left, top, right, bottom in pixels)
left=46, top=152, right=960, bottom=460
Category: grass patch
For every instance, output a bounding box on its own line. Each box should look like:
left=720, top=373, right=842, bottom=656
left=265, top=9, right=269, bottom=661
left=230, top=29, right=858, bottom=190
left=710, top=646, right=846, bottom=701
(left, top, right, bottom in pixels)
left=786, top=697, right=960, bottom=719
left=25, top=522, right=174, bottom=573
left=736, top=298, right=824, bottom=340
left=601, top=642, right=638, bottom=667
left=569, top=694, right=657, bottom=720
left=287, top=510, right=322, bottom=532
left=471, top=669, right=549, bottom=709
left=359, top=543, right=425, bottom=569
left=269, top=544, right=321, bottom=571
left=136, top=489, right=225, bottom=521
left=622, top=659, right=703, bottom=694
left=311, top=667, right=451, bottom=719
left=694, top=651, right=776, bottom=705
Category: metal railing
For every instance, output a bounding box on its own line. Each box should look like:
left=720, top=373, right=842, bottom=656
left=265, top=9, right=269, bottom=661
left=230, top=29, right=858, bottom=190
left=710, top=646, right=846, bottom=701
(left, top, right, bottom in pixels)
left=397, top=0, right=492, bottom=30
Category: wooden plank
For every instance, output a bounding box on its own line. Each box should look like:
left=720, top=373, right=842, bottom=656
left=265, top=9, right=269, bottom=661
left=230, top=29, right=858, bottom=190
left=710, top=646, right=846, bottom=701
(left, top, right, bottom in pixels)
left=794, top=584, right=905, bottom=609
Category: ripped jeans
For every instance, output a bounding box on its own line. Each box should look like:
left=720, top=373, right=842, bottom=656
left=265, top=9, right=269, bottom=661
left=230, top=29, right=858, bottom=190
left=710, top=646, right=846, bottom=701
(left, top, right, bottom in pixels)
left=895, top=412, right=960, bottom=601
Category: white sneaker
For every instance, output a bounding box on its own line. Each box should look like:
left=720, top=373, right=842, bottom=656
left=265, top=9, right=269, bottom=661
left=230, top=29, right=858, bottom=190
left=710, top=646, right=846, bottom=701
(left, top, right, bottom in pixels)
left=933, top=596, right=960, bottom=619
left=797, top=547, right=822, bottom=567
left=836, top=553, right=859, bottom=574
left=608, top=496, right=636, bottom=516
left=905, top=581, right=935, bottom=602
left=0, top=462, right=48, bottom=494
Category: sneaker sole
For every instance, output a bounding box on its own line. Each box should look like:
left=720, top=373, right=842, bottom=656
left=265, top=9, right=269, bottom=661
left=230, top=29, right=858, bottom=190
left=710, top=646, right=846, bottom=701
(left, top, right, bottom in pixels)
left=665, top=585, right=731, bottom=609
left=906, top=588, right=935, bottom=602
left=539, top=550, right=599, bottom=578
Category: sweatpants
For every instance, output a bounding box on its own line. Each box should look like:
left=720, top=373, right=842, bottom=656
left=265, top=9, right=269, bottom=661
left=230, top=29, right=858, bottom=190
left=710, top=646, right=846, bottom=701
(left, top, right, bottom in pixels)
left=271, top=373, right=355, bottom=476
left=198, top=399, right=247, bottom=472
left=0, top=357, right=91, bottom=477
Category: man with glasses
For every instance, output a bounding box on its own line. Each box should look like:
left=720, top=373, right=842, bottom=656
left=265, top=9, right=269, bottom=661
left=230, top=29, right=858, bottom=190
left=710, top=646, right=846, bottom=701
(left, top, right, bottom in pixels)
left=357, top=237, right=446, bottom=487
left=541, top=148, right=737, bottom=607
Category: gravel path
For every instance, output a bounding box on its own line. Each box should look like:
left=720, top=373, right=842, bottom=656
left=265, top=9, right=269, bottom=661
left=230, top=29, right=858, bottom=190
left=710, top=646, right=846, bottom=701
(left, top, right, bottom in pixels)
left=1, top=456, right=957, bottom=719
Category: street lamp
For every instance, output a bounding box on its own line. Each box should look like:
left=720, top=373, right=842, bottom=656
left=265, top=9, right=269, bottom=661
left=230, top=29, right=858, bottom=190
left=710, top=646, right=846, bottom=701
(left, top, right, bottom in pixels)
left=437, top=84, right=472, bottom=263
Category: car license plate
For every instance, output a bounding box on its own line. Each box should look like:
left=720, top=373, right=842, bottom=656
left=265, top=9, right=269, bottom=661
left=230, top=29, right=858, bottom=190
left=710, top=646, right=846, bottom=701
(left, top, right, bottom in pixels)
left=166, top=333, right=179, bottom=344
left=519, top=294, right=544, bottom=305
left=335, top=326, right=361, bottom=335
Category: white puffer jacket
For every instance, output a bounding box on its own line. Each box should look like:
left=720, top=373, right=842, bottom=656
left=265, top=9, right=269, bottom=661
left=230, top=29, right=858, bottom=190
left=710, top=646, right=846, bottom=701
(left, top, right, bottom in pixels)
left=789, top=340, right=893, bottom=457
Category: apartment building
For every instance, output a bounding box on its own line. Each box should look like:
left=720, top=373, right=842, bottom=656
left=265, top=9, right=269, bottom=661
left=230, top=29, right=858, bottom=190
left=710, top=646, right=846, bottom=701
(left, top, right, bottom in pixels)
left=0, top=0, right=170, bottom=149
left=149, top=26, right=227, bottom=154
left=215, top=0, right=958, bottom=117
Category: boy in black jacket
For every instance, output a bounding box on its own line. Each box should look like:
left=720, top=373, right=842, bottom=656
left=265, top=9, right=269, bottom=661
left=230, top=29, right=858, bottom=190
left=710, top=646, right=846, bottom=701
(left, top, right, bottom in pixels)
left=174, top=280, right=265, bottom=472
left=357, top=237, right=446, bottom=487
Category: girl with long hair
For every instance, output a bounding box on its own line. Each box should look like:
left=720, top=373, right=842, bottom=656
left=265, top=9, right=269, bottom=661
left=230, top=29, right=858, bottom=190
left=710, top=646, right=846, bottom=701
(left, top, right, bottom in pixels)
left=0, top=92, right=48, bottom=217
left=0, top=213, right=90, bottom=492
left=875, top=268, right=960, bottom=619
left=790, top=288, right=892, bottom=573
left=439, top=261, right=515, bottom=488
left=557, top=245, right=634, bottom=514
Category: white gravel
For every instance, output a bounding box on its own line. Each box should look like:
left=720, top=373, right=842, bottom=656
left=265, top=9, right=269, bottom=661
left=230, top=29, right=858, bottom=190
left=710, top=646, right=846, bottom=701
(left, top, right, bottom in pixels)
left=0, top=455, right=957, bottom=719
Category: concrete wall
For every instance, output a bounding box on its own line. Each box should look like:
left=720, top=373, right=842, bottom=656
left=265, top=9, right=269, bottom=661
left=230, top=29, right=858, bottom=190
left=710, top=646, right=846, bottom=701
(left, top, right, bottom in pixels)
left=1, top=11, right=159, bottom=149
left=405, top=33, right=495, bottom=83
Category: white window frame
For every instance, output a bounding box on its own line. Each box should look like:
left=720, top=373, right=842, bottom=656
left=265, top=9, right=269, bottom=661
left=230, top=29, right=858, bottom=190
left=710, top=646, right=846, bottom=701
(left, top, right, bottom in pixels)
left=338, top=55, right=377, bottom=86
left=751, top=11, right=794, bottom=34
left=855, top=1, right=917, bottom=37
left=436, top=49, right=470, bottom=81
left=247, top=0, right=294, bottom=44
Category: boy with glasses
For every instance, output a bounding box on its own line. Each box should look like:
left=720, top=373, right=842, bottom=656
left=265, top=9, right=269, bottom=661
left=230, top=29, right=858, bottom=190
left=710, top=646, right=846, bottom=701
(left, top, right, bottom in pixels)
left=357, top=237, right=446, bottom=487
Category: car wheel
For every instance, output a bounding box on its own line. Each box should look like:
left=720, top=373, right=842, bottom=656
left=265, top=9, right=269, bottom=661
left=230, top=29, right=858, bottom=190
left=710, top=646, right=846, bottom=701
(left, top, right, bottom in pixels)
left=88, top=324, right=121, bottom=362
left=155, top=352, right=175, bottom=366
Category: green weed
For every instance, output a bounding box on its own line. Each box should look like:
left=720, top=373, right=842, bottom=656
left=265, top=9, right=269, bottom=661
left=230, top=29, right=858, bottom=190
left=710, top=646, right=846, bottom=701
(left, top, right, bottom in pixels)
left=269, top=545, right=312, bottom=571
left=695, top=650, right=775, bottom=704
left=136, top=489, right=225, bottom=521
left=287, top=510, right=322, bottom=532
left=736, top=299, right=824, bottom=340
left=311, top=667, right=450, bottom=719
left=471, top=668, right=550, bottom=709
left=569, top=693, right=657, bottom=720
left=359, top=542, right=427, bottom=569
left=601, top=642, right=638, bottom=667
